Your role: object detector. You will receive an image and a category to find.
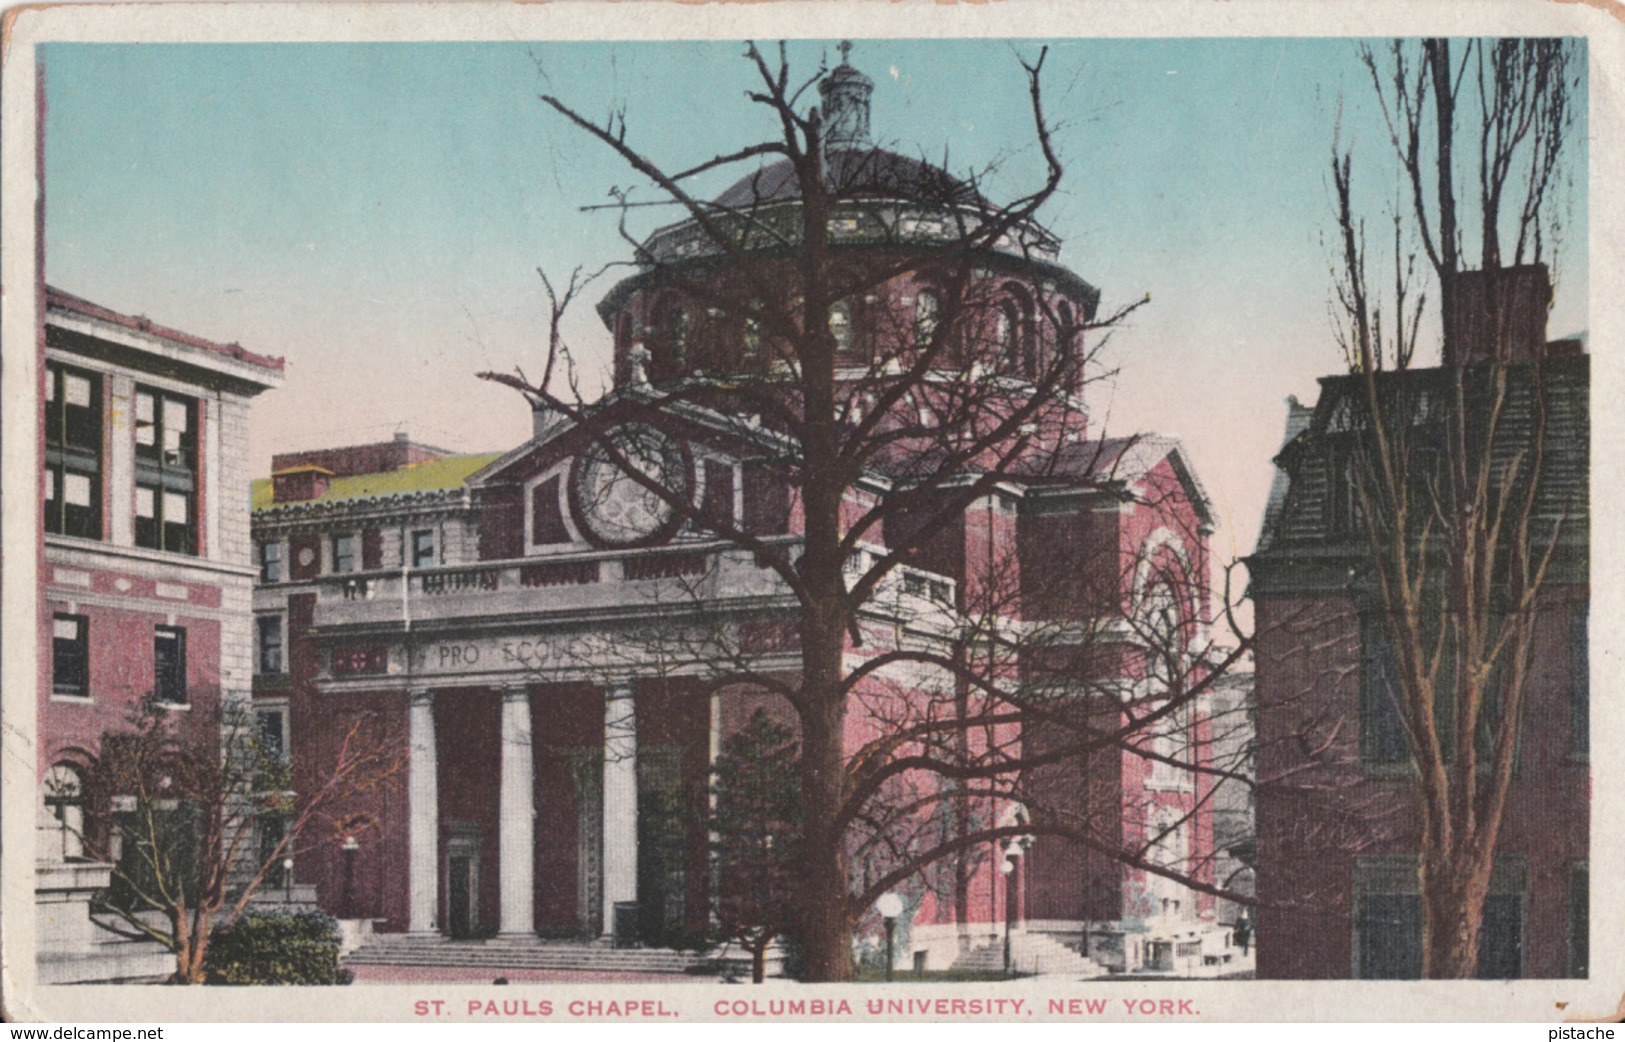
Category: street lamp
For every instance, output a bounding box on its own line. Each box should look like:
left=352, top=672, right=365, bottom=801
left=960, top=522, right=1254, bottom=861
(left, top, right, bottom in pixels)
left=1000, top=851, right=1018, bottom=978
left=282, top=857, right=294, bottom=907
left=876, top=892, right=904, bottom=982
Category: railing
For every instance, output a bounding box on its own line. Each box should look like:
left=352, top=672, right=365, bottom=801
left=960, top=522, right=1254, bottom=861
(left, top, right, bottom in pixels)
left=311, top=537, right=956, bottom=625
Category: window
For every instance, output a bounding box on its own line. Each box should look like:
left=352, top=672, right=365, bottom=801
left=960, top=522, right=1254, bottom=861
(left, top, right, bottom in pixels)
left=255, top=705, right=289, bottom=762
left=52, top=613, right=89, bottom=699
left=1570, top=863, right=1589, bottom=978
left=134, top=388, right=197, bottom=554
left=260, top=815, right=289, bottom=886
left=332, top=533, right=357, bottom=574
left=701, top=461, right=736, bottom=530
left=257, top=614, right=284, bottom=675
left=667, top=307, right=689, bottom=368
left=41, top=763, right=86, bottom=861
left=1356, top=893, right=1422, bottom=979
left=915, top=290, right=940, bottom=345
left=154, top=626, right=187, bottom=705
left=259, top=541, right=282, bottom=583
left=828, top=301, right=853, bottom=353
left=411, top=530, right=437, bottom=570
left=531, top=476, right=571, bottom=546
left=743, top=314, right=762, bottom=359
left=44, top=363, right=103, bottom=540
left=1148, top=703, right=1193, bottom=789
left=1355, top=856, right=1525, bottom=979
left=1361, top=620, right=1409, bottom=765
left=1571, top=604, right=1588, bottom=755
left=1326, top=440, right=1364, bottom=539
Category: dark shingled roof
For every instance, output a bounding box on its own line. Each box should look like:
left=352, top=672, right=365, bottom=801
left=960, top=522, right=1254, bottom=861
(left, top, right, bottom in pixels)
left=713, top=148, right=987, bottom=210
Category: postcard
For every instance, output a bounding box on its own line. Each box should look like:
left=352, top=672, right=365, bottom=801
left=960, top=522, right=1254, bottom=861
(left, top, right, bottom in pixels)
left=2, top=0, right=1619, bottom=1024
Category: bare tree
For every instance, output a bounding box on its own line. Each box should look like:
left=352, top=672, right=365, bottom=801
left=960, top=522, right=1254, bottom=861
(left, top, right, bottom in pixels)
left=1326, top=37, right=1580, bottom=977
left=485, top=42, right=1252, bottom=980
left=61, top=694, right=404, bottom=984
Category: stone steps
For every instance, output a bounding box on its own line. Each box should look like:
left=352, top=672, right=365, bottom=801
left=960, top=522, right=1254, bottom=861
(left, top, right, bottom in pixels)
left=343, top=936, right=714, bottom=974
left=950, top=931, right=1104, bottom=979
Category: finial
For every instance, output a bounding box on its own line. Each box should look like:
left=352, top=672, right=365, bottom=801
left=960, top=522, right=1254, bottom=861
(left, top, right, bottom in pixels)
left=838, top=40, right=853, bottom=65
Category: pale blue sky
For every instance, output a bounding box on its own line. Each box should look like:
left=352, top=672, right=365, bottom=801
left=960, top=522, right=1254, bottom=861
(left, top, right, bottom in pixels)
left=40, top=38, right=1589, bottom=565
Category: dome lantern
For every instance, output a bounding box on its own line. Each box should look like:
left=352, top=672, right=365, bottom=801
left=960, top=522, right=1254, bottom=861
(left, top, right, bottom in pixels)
left=819, top=41, right=873, bottom=151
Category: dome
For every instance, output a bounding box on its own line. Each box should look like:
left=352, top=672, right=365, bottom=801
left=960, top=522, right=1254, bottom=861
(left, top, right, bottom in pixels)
left=712, top=147, right=988, bottom=210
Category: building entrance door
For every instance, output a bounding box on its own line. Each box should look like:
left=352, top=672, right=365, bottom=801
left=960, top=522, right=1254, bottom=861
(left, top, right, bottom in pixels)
left=446, top=829, right=481, bottom=939
left=448, top=857, right=473, bottom=938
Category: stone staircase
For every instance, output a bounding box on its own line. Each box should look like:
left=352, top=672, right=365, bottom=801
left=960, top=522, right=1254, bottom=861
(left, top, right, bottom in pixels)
left=342, top=934, right=716, bottom=976
left=950, top=931, right=1105, bottom=979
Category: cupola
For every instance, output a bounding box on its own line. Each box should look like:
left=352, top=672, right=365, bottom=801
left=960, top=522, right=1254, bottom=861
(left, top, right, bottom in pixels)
left=819, top=41, right=873, bottom=151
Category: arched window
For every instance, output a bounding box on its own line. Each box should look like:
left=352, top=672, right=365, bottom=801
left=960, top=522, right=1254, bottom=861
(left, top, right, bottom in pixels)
left=996, top=300, right=1023, bottom=369
left=742, top=304, right=762, bottom=361
left=41, top=762, right=86, bottom=861
left=828, top=301, right=853, bottom=354
left=996, top=284, right=1034, bottom=376
left=667, top=307, right=690, bottom=369
left=914, top=289, right=940, bottom=346
left=1056, top=299, right=1078, bottom=391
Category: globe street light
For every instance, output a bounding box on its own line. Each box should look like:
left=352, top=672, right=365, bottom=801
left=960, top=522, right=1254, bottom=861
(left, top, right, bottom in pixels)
left=876, top=892, right=904, bottom=982
left=1000, top=851, right=1018, bottom=978
left=282, top=857, right=294, bottom=907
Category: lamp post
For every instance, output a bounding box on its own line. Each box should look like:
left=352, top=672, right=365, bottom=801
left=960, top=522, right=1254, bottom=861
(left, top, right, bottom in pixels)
left=1000, top=850, right=1017, bottom=978
left=282, top=857, right=294, bottom=907
left=876, top=893, right=904, bottom=982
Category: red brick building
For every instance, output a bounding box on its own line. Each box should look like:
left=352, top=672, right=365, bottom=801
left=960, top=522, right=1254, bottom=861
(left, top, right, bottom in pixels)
left=1249, top=267, right=1589, bottom=979
left=251, top=54, right=1233, bottom=975
left=36, top=288, right=283, bottom=982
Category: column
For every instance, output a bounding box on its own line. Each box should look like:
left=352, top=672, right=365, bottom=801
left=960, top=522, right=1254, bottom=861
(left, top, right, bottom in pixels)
left=408, top=689, right=438, bottom=933
left=499, top=685, right=535, bottom=936
left=601, top=682, right=638, bottom=936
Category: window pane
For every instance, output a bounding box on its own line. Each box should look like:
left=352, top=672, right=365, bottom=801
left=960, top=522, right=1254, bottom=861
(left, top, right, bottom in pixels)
left=258, top=615, right=283, bottom=674
left=412, top=531, right=436, bottom=569
left=163, top=491, right=188, bottom=522
left=1571, top=865, right=1589, bottom=978
left=1364, top=628, right=1409, bottom=764
left=1572, top=606, right=1589, bottom=754
left=64, top=374, right=91, bottom=408
left=1357, top=894, right=1422, bottom=979
left=63, top=472, right=92, bottom=507
left=154, top=627, right=186, bottom=704
left=52, top=614, right=88, bottom=697
left=260, top=542, right=282, bottom=583
left=256, top=710, right=285, bottom=760
left=163, top=398, right=189, bottom=433
left=136, top=486, right=156, bottom=518
left=44, top=469, right=55, bottom=503
left=135, top=392, right=154, bottom=423
left=1477, top=893, right=1523, bottom=979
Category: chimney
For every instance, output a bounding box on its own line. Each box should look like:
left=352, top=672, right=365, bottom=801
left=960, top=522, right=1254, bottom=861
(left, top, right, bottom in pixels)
left=1442, top=264, right=1552, bottom=367
left=271, top=464, right=333, bottom=503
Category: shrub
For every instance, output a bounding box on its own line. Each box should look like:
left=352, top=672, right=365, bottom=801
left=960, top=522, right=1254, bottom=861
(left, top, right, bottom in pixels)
left=204, top=911, right=352, bottom=985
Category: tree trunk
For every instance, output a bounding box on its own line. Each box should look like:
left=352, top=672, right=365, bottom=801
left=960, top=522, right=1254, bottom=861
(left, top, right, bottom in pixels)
left=797, top=672, right=855, bottom=981
left=1419, top=844, right=1492, bottom=978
